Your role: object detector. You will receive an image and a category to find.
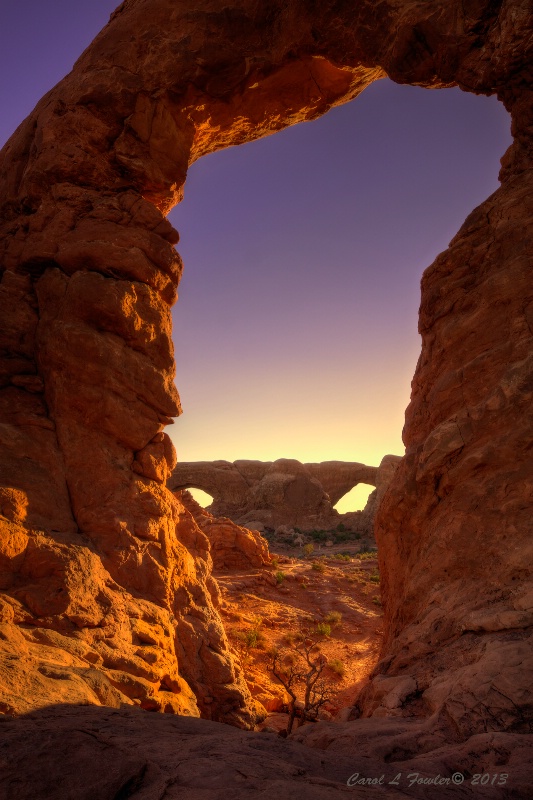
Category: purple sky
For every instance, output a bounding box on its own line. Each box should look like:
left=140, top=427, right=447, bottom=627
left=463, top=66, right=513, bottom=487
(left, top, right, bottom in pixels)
left=1, top=2, right=512, bottom=510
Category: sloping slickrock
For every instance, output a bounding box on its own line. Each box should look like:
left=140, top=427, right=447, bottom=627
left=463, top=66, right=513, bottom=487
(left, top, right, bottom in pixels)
left=1, top=705, right=532, bottom=800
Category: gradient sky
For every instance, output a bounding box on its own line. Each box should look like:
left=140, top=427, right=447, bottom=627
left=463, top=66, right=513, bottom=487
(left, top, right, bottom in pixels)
left=1, top=2, right=512, bottom=511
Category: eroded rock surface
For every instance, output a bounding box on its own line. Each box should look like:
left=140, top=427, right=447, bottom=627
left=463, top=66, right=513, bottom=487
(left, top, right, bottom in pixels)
left=0, top=0, right=531, bottom=777
left=0, top=506, right=257, bottom=726
left=178, top=490, right=271, bottom=571
left=169, top=458, right=380, bottom=531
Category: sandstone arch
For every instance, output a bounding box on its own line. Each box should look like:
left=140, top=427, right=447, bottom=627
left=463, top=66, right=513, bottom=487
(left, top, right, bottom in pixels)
left=0, top=0, right=531, bottom=750
left=169, top=458, right=381, bottom=530
left=168, top=460, right=250, bottom=508
left=306, top=461, right=378, bottom=507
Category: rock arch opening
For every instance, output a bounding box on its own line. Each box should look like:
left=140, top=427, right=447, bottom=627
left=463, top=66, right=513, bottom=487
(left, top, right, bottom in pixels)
left=169, top=79, right=511, bottom=476
left=334, top=483, right=375, bottom=514
left=187, top=488, right=215, bottom=509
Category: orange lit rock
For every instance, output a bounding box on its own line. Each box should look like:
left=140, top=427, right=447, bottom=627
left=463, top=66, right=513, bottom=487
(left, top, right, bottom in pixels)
left=178, top=490, right=271, bottom=571
left=0, top=0, right=531, bottom=773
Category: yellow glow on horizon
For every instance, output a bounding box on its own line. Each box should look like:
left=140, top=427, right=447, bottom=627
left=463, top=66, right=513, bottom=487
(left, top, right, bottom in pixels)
left=170, top=341, right=413, bottom=472
left=188, top=488, right=214, bottom=509
left=169, top=402, right=406, bottom=473
left=169, top=331, right=414, bottom=497
left=334, top=483, right=375, bottom=513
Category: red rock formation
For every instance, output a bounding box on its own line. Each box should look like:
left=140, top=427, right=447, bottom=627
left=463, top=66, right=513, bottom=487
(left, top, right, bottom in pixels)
left=177, top=490, right=271, bottom=571
left=0, top=0, right=531, bottom=772
left=169, top=458, right=379, bottom=530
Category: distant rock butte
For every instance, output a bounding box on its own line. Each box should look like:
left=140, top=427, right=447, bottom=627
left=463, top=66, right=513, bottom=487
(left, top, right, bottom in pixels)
left=168, top=457, right=395, bottom=533
left=0, top=0, right=532, bottom=788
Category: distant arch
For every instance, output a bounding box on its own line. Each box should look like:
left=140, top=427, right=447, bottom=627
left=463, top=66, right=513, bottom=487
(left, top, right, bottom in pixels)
left=173, top=482, right=217, bottom=500
left=333, top=483, right=376, bottom=514
left=186, top=488, right=215, bottom=510
left=168, top=461, right=250, bottom=510
left=306, top=462, right=377, bottom=507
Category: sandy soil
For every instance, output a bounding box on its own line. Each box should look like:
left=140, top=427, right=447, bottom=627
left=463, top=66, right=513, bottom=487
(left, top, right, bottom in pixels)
left=216, top=537, right=383, bottom=732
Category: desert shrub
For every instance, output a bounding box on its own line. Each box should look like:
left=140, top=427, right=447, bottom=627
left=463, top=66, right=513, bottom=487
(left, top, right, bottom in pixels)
left=309, top=530, right=327, bottom=542
left=315, top=622, right=331, bottom=637
left=271, top=557, right=279, bottom=569
left=336, top=523, right=346, bottom=532
left=369, top=572, right=380, bottom=584
left=275, top=570, right=286, bottom=584
left=372, top=596, right=382, bottom=606
left=328, top=658, right=346, bottom=677
left=333, top=531, right=351, bottom=543
left=358, top=550, right=377, bottom=560
left=303, top=543, right=314, bottom=557
left=324, top=611, right=342, bottom=627
left=245, top=629, right=264, bottom=648
left=269, top=637, right=334, bottom=734
left=312, top=561, right=326, bottom=573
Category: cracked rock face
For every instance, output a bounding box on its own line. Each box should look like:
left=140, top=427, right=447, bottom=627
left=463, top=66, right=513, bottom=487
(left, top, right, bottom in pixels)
left=0, top=0, right=532, bottom=762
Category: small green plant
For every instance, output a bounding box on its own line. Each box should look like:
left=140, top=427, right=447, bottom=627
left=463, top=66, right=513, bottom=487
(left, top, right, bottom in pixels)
left=324, top=611, right=342, bottom=627
left=234, top=616, right=265, bottom=662
left=244, top=629, right=261, bottom=648
left=301, top=582, right=308, bottom=590
left=358, top=550, right=377, bottom=560
left=336, top=523, right=346, bottom=532
left=315, top=622, right=331, bottom=637
left=372, top=596, right=382, bottom=606
left=271, top=557, right=279, bottom=569
left=312, top=561, right=326, bottom=573
left=369, top=572, right=380, bottom=584
left=328, top=658, right=346, bottom=677
left=275, top=570, right=286, bottom=584
left=303, top=543, right=314, bottom=557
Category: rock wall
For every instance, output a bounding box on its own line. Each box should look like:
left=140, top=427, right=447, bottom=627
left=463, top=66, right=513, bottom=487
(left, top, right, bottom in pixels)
left=168, top=458, right=379, bottom=530
left=0, top=0, right=531, bottom=756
